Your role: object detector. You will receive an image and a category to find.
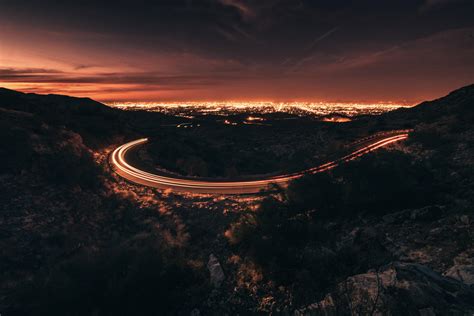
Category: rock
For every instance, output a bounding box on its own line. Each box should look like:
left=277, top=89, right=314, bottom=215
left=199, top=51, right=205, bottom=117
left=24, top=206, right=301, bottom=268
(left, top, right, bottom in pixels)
left=207, top=254, right=225, bottom=288
left=444, top=264, right=474, bottom=286
left=459, top=215, right=470, bottom=225
left=382, top=209, right=410, bottom=224
left=453, top=250, right=474, bottom=265
left=429, top=227, right=442, bottom=235
left=410, top=206, right=442, bottom=221
left=296, top=262, right=474, bottom=315
left=382, top=213, right=398, bottom=224
left=361, top=227, right=378, bottom=239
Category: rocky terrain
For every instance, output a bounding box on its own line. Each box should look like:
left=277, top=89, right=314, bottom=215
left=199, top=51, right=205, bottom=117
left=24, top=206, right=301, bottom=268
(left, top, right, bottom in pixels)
left=0, top=85, right=473, bottom=315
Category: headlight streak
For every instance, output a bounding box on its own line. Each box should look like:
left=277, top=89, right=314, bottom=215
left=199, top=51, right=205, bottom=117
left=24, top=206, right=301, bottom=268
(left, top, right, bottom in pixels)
left=110, top=130, right=411, bottom=194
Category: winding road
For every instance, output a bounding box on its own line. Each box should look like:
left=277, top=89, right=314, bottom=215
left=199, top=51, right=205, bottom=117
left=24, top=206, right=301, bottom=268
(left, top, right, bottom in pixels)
left=110, top=130, right=410, bottom=194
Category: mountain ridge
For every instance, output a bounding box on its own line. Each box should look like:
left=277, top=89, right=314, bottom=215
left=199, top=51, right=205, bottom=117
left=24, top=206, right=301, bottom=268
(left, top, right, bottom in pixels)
left=2, top=83, right=474, bottom=115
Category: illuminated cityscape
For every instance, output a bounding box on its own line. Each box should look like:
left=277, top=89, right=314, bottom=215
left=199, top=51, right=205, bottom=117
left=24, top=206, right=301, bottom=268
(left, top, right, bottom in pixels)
left=107, top=100, right=413, bottom=116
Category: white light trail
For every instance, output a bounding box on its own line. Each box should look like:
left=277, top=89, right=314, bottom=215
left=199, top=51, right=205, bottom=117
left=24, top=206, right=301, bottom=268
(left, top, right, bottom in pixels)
left=110, top=130, right=411, bottom=194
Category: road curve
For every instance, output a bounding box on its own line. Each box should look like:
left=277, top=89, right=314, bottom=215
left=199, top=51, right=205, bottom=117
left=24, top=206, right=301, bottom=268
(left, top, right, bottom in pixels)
left=110, top=130, right=410, bottom=194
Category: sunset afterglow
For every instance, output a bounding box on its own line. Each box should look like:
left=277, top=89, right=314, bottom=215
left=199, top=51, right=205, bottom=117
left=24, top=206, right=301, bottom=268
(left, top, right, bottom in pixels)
left=1, top=1, right=473, bottom=103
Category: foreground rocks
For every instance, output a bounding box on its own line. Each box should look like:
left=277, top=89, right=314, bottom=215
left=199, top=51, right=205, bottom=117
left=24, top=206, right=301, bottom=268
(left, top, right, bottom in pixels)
left=296, top=262, right=474, bottom=315
left=208, top=254, right=225, bottom=288
left=444, top=264, right=474, bottom=287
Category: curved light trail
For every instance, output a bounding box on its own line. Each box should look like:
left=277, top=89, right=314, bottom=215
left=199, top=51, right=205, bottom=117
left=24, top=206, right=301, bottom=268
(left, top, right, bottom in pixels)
left=110, top=130, right=411, bottom=194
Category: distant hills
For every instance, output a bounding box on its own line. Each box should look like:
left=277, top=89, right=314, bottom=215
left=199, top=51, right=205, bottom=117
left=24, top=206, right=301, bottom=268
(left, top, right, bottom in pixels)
left=2, top=83, right=473, bottom=121
left=385, top=83, right=474, bottom=121
left=1, top=83, right=473, bottom=149
left=0, top=87, right=108, bottom=113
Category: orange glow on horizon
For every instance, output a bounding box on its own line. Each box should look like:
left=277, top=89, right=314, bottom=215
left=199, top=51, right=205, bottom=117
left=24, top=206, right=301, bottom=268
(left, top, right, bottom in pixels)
left=0, top=82, right=419, bottom=106
left=322, top=116, right=352, bottom=123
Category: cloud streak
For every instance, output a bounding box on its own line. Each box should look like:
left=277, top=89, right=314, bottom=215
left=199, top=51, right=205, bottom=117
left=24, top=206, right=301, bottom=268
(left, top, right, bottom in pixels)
left=217, top=0, right=256, bottom=21
left=0, top=68, right=228, bottom=86
left=1, top=0, right=473, bottom=102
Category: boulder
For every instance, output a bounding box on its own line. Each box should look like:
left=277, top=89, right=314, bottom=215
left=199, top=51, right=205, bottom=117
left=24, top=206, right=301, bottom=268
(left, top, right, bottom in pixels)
left=295, top=262, right=474, bottom=315
left=459, top=215, right=470, bottom=225
left=410, top=205, right=443, bottom=221
left=444, top=264, right=474, bottom=286
left=207, top=254, right=225, bottom=288
left=382, top=209, right=410, bottom=224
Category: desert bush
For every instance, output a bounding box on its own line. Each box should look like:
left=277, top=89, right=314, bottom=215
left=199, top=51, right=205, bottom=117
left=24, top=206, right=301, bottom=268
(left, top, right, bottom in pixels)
left=11, top=234, right=208, bottom=316
left=227, top=150, right=437, bottom=300
left=39, top=148, right=101, bottom=188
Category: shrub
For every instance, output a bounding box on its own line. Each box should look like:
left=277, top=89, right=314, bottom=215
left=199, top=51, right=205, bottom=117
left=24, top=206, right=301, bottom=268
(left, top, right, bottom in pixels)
left=12, top=235, right=209, bottom=315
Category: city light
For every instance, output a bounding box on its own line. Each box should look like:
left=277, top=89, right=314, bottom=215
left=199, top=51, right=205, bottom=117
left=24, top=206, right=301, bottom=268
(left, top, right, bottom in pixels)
left=107, top=101, right=413, bottom=117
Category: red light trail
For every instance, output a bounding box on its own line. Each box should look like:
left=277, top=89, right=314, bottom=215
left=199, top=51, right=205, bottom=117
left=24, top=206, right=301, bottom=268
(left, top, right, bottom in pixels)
left=110, top=130, right=411, bottom=194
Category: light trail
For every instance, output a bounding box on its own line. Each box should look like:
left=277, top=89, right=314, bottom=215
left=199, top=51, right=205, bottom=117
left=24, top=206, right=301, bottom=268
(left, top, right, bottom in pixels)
left=110, top=130, right=411, bottom=194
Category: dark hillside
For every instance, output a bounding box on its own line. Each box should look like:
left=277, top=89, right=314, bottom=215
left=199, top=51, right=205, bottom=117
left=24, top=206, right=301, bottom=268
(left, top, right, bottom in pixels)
left=227, top=84, right=474, bottom=313
left=1, top=85, right=473, bottom=314
left=0, top=88, right=180, bottom=148
left=384, top=84, right=474, bottom=123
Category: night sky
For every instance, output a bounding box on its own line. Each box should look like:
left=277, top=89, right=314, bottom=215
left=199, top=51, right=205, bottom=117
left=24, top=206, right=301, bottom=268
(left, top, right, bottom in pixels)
left=1, top=0, right=473, bottom=102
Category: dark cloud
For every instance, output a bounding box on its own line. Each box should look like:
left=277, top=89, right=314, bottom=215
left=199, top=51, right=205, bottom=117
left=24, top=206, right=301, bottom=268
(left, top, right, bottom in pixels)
left=0, top=68, right=63, bottom=75
left=0, top=0, right=473, bottom=101
left=217, top=0, right=257, bottom=21
left=0, top=68, right=226, bottom=86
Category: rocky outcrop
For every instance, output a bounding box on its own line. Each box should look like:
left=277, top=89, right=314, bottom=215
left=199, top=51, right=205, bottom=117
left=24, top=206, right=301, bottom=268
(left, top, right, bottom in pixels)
left=296, top=262, right=474, bottom=315
left=409, top=205, right=443, bottom=221
left=444, top=264, right=474, bottom=287
left=208, top=254, right=225, bottom=288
